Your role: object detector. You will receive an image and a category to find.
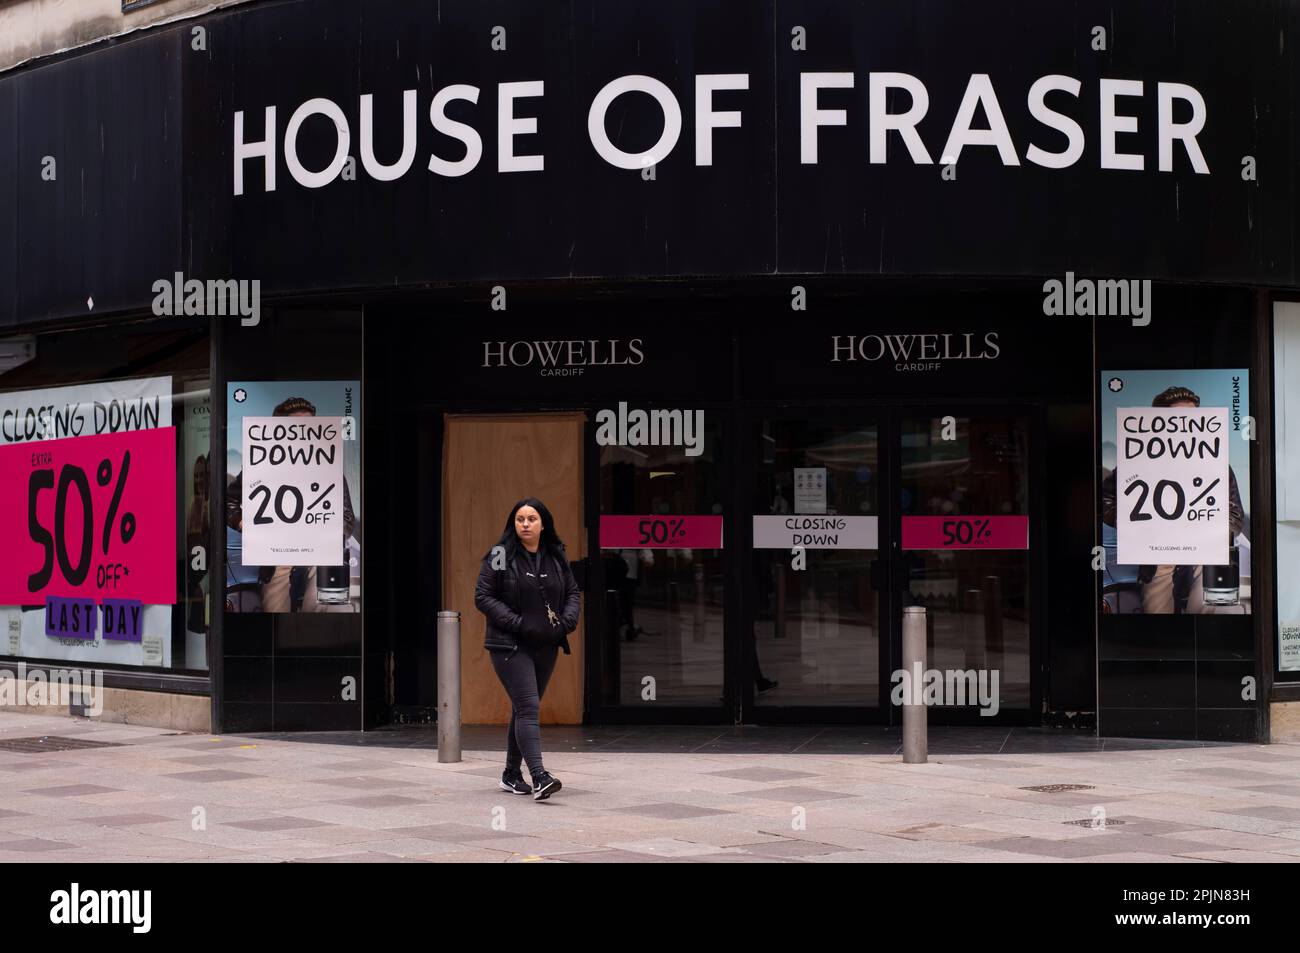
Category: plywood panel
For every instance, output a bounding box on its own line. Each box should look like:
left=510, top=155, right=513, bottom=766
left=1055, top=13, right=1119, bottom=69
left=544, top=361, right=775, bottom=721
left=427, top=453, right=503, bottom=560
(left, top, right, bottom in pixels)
left=443, top=414, right=585, bottom=724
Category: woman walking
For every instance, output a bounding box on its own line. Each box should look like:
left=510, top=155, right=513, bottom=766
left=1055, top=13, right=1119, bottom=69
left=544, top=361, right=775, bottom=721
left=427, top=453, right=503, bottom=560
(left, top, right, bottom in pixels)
left=474, top=498, right=581, bottom=800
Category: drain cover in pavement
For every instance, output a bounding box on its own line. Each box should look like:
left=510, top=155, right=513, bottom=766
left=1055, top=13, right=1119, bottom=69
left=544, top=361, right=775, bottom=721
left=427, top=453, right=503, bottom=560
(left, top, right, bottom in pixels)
left=1064, top=818, right=1125, bottom=828
left=1019, top=783, right=1095, bottom=793
left=0, top=736, right=125, bottom=753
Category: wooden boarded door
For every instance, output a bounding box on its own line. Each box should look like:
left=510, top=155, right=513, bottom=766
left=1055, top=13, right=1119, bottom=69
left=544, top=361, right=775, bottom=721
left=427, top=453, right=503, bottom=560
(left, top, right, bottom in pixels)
left=442, top=414, right=585, bottom=724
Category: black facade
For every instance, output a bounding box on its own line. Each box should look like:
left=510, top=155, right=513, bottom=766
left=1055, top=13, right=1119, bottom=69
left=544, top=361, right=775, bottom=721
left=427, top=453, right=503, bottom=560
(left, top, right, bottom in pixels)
left=0, top=0, right=1294, bottom=741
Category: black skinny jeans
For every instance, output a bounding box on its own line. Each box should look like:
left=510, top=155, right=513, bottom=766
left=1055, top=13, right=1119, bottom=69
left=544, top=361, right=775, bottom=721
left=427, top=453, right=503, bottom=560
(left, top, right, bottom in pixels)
left=489, top=642, right=560, bottom=778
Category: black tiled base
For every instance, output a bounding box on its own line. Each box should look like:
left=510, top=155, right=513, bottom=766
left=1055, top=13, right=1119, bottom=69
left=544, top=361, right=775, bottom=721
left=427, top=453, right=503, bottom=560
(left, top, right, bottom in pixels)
left=230, top=724, right=1249, bottom=754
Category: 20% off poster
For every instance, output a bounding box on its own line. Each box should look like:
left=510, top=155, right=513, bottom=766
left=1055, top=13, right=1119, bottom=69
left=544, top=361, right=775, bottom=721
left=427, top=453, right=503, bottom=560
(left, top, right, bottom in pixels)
left=241, top=417, right=344, bottom=565
left=1116, top=407, right=1229, bottom=566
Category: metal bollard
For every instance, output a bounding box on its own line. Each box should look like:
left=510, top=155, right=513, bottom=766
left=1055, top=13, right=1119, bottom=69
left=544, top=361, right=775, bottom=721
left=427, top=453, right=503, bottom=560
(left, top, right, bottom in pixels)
left=902, top=606, right=928, bottom=764
left=437, top=610, right=461, bottom=763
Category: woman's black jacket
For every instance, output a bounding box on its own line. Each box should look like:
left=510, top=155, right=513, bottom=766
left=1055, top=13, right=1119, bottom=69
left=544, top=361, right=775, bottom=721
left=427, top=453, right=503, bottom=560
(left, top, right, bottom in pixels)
left=474, top=547, right=581, bottom=655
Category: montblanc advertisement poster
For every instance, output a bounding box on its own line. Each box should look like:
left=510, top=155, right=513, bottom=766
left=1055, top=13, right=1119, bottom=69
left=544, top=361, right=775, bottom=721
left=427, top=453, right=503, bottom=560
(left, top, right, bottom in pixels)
left=226, top=381, right=361, bottom=614
left=1099, top=369, right=1250, bottom=615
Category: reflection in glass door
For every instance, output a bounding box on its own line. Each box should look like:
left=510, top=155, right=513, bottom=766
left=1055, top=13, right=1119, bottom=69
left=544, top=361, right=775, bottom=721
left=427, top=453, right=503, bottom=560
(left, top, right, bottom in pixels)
left=750, top=417, right=881, bottom=709
left=597, top=412, right=725, bottom=709
left=898, top=414, right=1032, bottom=714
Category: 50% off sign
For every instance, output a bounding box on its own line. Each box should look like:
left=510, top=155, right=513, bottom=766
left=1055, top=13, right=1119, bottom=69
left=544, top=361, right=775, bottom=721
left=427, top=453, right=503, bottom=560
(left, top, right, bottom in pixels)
left=0, top=429, right=178, bottom=606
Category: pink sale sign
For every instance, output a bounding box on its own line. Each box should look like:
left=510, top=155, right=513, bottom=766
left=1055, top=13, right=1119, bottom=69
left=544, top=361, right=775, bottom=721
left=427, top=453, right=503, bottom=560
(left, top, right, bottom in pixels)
left=599, top=515, right=724, bottom=549
left=0, top=428, right=177, bottom=605
left=901, top=515, right=1029, bottom=551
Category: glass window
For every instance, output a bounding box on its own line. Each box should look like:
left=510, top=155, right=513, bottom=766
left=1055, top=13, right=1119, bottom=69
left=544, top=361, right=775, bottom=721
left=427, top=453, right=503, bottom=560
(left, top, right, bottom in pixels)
left=1275, top=303, right=1300, bottom=675
left=1099, top=369, right=1252, bottom=617
left=751, top=416, right=881, bottom=707
left=224, top=381, right=361, bottom=615
left=0, top=321, right=210, bottom=672
left=597, top=406, right=724, bottom=706
left=900, top=414, right=1031, bottom=710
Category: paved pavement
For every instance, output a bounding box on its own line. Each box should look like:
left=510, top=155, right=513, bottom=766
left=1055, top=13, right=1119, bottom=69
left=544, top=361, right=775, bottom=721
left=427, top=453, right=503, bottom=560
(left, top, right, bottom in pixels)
left=1, top=711, right=1299, bottom=862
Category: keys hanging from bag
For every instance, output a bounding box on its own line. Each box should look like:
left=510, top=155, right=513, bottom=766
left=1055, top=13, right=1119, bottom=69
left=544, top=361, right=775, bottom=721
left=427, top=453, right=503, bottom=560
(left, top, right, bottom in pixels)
left=522, top=553, right=563, bottom=646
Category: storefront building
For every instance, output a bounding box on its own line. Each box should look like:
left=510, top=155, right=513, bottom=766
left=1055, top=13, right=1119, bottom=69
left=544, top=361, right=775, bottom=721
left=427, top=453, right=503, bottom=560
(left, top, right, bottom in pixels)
left=0, top=0, right=1296, bottom=742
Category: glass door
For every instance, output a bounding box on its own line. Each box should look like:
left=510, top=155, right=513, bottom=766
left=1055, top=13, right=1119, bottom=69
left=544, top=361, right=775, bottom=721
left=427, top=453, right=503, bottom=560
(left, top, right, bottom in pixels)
left=593, top=407, right=727, bottom=715
left=893, top=409, right=1036, bottom=721
left=745, top=412, right=886, bottom=720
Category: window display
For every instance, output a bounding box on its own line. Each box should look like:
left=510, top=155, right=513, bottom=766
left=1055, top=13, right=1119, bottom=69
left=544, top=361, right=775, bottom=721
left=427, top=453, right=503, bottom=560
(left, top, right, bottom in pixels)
left=0, top=330, right=210, bottom=672
left=225, top=380, right=361, bottom=614
left=1099, top=369, right=1251, bottom=615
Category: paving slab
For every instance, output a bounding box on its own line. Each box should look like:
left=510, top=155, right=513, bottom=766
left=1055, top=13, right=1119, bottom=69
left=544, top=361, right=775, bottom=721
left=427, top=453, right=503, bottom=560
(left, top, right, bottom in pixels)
left=0, top=711, right=1296, bottom=863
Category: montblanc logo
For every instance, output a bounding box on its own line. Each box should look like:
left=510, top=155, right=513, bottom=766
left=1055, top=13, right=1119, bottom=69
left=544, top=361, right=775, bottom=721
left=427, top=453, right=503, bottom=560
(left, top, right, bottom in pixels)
left=831, top=332, right=1000, bottom=372
left=50, top=883, right=151, bottom=933
left=481, top=338, right=644, bottom=377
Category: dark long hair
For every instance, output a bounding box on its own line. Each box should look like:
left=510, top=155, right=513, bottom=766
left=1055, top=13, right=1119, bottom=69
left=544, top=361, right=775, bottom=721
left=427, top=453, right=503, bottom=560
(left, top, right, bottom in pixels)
left=1152, top=386, right=1200, bottom=407
left=484, top=497, right=568, bottom=564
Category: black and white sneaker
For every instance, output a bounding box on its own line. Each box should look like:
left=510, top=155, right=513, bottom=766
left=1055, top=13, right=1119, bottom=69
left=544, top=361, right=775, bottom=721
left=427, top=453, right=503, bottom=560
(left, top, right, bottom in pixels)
left=499, top=770, right=532, bottom=795
left=531, top=771, right=562, bottom=801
